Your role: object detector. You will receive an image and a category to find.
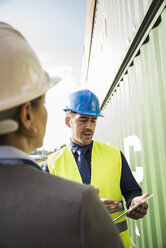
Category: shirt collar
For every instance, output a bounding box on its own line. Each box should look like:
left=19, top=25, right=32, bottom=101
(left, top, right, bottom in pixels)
left=0, top=145, right=41, bottom=169
left=69, top=139, right=93, bottom=153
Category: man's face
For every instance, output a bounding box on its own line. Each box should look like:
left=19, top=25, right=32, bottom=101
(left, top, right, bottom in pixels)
left=65, top=113, right=97, bottom=146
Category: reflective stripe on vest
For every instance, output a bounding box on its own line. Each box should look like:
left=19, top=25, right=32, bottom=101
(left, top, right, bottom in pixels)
left=48, top=142, right=131, bottom=248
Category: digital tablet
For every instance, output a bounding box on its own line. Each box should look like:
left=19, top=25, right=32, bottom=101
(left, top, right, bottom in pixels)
left=113, top=194, right=154, bottom=222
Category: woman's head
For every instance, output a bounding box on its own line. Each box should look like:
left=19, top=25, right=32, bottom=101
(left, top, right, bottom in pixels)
left=0, top=22, right=61, bottom=152
left=17, top=95, right=48, bottom=152
left=0, top=95, right=48, bottom=153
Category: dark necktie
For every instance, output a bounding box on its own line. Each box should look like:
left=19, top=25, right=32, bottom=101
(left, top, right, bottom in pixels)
left=76, top=147, right=90, bottom=184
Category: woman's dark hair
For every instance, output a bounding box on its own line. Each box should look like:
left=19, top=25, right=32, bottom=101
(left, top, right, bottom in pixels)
left=30, top=96, right=43, bottom=108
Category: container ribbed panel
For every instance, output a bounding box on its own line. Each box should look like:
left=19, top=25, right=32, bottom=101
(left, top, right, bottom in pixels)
left=94, top=9, right=166, bottom=247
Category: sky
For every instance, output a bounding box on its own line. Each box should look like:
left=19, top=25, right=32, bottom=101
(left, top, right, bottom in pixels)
left=0, top=0, right=86, bottom=151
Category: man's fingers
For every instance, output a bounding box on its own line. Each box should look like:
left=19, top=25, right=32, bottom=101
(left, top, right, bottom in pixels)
left=105, top=204, right=122, bottom=213
left=100, top=198, right=122, bottom=206
left=141, top=193, right=150, bottom=200
left=96, top=188, right=100, bottom=194
left=101, top=199, right=117, bottom=204
left=138, top=202, right=148, bottom=210
left=127, top=209, right=148, bottom=220
left=100, top=198, right=123, bottom=214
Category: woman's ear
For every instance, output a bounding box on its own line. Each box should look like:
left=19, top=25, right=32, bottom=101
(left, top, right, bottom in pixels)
left=65, top=116, right=71, bottom=127
left=19, top=102, right=32, bottom=129
left=19, top=102, right=37, bottom=137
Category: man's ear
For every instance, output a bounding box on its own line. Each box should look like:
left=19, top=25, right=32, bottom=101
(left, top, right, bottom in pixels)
left=65, top=116, right=71, bottom=127
left=19, top=102, right=32, bottom=129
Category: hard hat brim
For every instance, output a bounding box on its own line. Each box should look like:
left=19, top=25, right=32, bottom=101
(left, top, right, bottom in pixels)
left=63, top=108, right=104, bottom=117
left=0, top=76, right=62, bottom=112
left=44, top=76, right=61, bottom=92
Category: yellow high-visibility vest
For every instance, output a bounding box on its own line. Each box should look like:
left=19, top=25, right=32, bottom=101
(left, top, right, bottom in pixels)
left=48, top=141, right=131, bottom=248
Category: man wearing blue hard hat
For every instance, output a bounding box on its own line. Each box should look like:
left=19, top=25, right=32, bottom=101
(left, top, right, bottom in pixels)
left=46, top=89, right=149, bottom=248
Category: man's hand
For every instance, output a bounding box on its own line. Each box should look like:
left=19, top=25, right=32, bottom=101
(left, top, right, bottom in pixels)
left=100, top=198, right=123, bottom=214
left=95, top=188, right=123, bottom=214
left=127, top=193, right=149, bottom=220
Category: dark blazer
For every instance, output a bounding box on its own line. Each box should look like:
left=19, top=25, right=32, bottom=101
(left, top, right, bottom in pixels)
left=0, top=163, right=123, bottom=248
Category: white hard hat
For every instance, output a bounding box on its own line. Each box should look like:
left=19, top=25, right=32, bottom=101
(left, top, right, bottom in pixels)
left=0, top=22, right=61, bottom=112
left=0, top=22, right=61, bottom=135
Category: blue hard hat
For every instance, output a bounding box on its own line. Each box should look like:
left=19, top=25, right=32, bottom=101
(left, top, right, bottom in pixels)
left=63, top=89, right=104, bottom=117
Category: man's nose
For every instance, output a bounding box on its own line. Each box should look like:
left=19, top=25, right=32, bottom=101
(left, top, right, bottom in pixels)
left=85, top=121, right=92, bottom=128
